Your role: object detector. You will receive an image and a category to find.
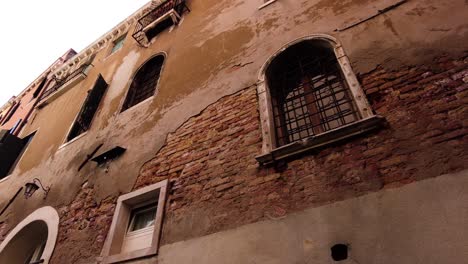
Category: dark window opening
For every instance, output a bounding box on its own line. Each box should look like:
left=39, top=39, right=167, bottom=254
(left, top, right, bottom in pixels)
left=67, top=75, right=108, bottom=142
left=0, top=131, right=36, bottom=178
left=145, top=17, right=175, bottom=42
left=331, top=244, right=348, bottom=261
left=266, top=40, right=360, bottom=147
left=33, top=78, right=48, bottom=99
left=122, top=55, right=164, bottom=111
left=1, top=102, right=20, bottom=125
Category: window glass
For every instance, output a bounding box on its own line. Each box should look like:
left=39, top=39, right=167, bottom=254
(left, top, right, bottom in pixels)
left=111, top=35, right=126, bottom=54
left=128, top=203, right=157, bottom=232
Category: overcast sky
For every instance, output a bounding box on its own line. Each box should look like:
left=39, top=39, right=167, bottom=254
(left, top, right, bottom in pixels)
left=0, top=0, right=149, bottom=106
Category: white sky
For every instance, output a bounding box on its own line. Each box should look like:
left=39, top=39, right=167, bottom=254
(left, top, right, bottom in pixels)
left=0, top=0, right=149, bottom=106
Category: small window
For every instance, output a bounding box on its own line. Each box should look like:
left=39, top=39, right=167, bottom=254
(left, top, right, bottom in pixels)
left=110, top=35, right=126, bottom=55
left=145, top=18, right=175, bottom=41
left=121, top=55, right=164, bottom=111
left=66, top=75, right=108, bottom=142
left=101, top=180, right=168, bottom=263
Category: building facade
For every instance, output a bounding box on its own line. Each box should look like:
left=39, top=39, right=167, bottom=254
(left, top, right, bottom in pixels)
left=0, top=0, right=467, bottom=263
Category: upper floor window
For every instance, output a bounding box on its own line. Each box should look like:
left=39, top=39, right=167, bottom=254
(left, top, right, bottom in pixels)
left=256, top=35, right=382, bottom=165
left=267, top=40, right=360, bottom=146
left=110, top=34, right=126, bottom=55
left=121, top=55, right=165, bottom=111
left=66, top=75, right=108, bottom=142
left=1, top=102, right=20, bottom=126
left=32, top=77, right=48, bottom=99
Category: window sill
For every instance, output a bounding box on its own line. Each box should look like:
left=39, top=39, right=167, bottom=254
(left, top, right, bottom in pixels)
left=119, top=95, right=154, bottom=115
left=255, top=115, right=385, bottom=165
left=0, top=175, right=11, bottom=184
left=258, top=0, right=277, bottom=10
left=58, top=132, right=88, bottom=151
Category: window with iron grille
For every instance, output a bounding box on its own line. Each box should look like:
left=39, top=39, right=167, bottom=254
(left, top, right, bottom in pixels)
left=266, top=40, right=360, bottom=147
left=67, top=75, right=108, bottom=142
left=121, top=55, right=164, bottom=111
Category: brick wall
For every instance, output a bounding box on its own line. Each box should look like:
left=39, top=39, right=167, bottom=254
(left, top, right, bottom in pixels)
left=50, top=183, right=116, bottom=264
left=49, top=55, right=467, bottom=262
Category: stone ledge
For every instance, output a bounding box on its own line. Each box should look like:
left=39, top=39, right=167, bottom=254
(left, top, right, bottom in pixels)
left=255, top=115, right=386, bottom=165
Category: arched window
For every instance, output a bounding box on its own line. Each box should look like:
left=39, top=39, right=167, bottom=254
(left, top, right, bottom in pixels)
left=122, top=55, right=165, bottom=111
left=256, top=35, right=381, bottom=165
left=266, top=40, right=360, bottom=146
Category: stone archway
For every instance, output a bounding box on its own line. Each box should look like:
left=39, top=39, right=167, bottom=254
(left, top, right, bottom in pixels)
left=0, top=206, right=59, bottom=264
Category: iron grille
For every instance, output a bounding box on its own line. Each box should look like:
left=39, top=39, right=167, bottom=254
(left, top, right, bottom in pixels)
left=122, top=56, right=164, bottom=111
left=132, top=0, right=189, bottom=46
left=67, top=75, right=108, bottom=141
left=40, top=64, right=91, bottom=100
left=269, top=47, right=360, bottom=147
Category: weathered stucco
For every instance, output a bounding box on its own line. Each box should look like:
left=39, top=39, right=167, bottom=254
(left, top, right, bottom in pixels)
left=0, top=0, right=466, bottom=263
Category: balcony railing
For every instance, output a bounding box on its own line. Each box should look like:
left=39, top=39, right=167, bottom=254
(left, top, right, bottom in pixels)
left=40, top=64, right=91, bottom=101
left=132, top=0, right=189, bottom=46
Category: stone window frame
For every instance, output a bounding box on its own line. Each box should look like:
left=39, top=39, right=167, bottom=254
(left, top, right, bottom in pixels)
left=100, top=179, right=168, bottom=264
left=255, top=34, right=384, bottom=165
left=0, top=206, right=60, bottom=264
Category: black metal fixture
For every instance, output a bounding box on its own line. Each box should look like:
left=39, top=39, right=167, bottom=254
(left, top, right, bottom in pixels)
left=91, top=146, right=126, bottom=173
left=24, top=178, right=50, bottom=199
left=91, top=146, right=126, bottom=165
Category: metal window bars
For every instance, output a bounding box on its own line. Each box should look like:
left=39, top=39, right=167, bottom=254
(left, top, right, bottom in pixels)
left=270, top=51, right=360, bottom=147
left=132, top=0, right=190, bottom=46
left=40, top=64, right=91, bottom=101
left=122, top=56, right=164, bottom=111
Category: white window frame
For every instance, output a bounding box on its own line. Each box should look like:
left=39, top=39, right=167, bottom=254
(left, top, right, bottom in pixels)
left=100, top=179, right=168, bottom=264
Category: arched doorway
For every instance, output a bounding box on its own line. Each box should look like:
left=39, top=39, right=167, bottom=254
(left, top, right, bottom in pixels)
left=0, top=206, right=59, bottom=264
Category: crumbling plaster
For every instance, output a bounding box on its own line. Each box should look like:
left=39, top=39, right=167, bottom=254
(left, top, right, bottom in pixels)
left=0, top=0, right=466, bottom=229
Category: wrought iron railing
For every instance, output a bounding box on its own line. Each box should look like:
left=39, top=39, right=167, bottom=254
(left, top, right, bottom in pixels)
left=132, top=0, right=189, bottom=45
left=40, top=64, right=90, bottom=101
